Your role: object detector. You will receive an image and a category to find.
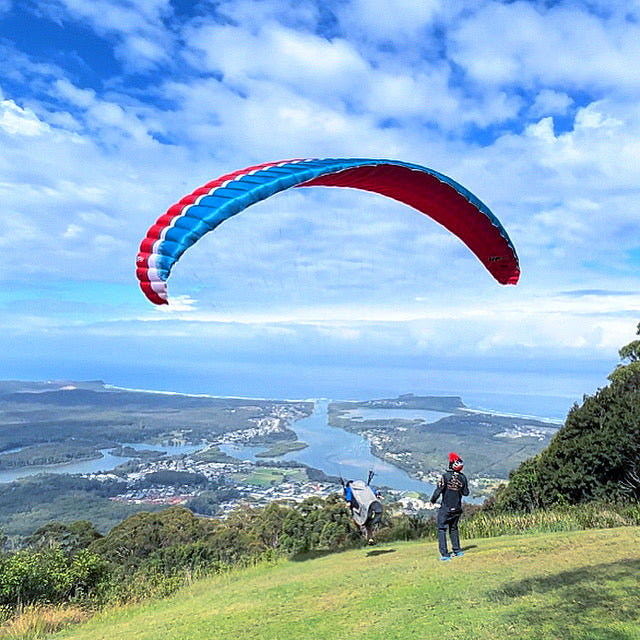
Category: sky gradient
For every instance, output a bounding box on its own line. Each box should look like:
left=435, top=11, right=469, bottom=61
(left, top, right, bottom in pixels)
left=1, top=0, right=639, bottom=413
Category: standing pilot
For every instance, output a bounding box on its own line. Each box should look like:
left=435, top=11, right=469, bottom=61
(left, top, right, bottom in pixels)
left=430, top=452, right=469, bottom=561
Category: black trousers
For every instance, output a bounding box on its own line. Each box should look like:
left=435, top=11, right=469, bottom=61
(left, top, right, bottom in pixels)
left=437, top=507, right=462, bottom=556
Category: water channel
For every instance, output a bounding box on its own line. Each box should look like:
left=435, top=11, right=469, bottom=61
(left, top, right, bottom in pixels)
left=0, top=442, right=206, bottom=485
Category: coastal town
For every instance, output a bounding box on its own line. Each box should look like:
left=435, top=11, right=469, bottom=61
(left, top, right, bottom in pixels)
left=70, top=400, right=442, bottom=516
left=100, top=462, right=435, bottom=518
left=90, top=436, right=435, bottom=517
left=83, top=411, right=504, bottom=518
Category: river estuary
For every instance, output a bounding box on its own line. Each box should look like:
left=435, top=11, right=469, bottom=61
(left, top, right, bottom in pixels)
left=219, top=399, right=444, bottom=493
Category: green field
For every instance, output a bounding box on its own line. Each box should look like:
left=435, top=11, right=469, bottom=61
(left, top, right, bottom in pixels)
left=231, top=466, right=309, bottom=486
left=51, top=526, right=640, bottom=640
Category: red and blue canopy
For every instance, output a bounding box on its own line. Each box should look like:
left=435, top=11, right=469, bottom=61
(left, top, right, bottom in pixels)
left=136, top=157, right=520, bottom=305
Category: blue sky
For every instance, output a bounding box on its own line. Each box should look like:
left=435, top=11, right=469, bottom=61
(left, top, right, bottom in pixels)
left=1, top=0, right=639, bottom=410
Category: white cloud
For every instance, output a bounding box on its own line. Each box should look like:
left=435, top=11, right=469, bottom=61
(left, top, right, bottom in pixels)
left=184, top=20, right=370, bottom=102
left=54, top=79, right=95, bottom=109
left=449, top=1, right=640, bottom=92
left=57, top=0, right=171, bottom=32
left=526, top=116, right=556, bottom=143
left=334, top=0, right=442, bottom=42
left=158, top=295, right=197, bottom=312
left=63, top=223, right=82, bottom=239
left=530, top=89, right=572, bottom=118
left=0, top=99, right=49, bottom=136
left=59, top=288, right=639, bottom=375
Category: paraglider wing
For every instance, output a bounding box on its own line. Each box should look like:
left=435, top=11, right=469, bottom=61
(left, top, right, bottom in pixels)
left=136, top=158, right=520, bottom=305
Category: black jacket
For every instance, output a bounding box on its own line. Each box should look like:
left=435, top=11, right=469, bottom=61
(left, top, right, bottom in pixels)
left=430, top=470, right=469, bottom=512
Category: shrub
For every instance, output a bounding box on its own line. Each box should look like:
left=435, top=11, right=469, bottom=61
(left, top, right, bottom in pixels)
left=0, top=547, right=110, bottom=608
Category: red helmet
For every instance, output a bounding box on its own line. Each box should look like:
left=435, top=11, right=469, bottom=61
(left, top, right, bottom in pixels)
left=449, top=452, right=464, bottom=471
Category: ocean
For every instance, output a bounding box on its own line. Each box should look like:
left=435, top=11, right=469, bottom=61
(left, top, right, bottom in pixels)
left=105, top=360, right=608, bottom=423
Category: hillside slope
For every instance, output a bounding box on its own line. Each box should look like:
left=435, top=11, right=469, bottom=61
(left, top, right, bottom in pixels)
left=54, top=527, right=640, bottom=640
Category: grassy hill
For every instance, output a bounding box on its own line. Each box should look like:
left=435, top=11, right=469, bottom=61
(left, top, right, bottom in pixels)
left=48, top=526, right=640, bottom=640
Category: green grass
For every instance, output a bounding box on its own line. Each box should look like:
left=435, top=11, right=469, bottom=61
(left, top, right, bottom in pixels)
left=49, top=526, right=640, bottom=640
left=231, top=467, right=308, bottom=486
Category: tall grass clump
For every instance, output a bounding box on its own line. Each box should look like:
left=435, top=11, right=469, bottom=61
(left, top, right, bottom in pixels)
left=0, top=604, right=89, bottom=640
left=461, top=501, right=640, bottom=539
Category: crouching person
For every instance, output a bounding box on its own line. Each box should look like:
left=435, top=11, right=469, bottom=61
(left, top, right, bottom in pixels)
left=343, top=472, right=383, bottom=545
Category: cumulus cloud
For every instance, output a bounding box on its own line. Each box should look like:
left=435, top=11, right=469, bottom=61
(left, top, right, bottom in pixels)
left=334, top=0, right=441, bottom=42
left=529, top=89, right=572, bottom=118
left=449, top=1, right=640, bottom=92
left=0, top=99, right=50, bottom=135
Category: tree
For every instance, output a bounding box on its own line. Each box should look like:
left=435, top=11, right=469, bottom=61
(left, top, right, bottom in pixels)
left=608, top=321, right=640, bottom=391
left=25, top=520, right=102, bottom=557
left=88, top=506, right=215, bottom=569
left=249, top=501, right=289, bottom=549
left=493, top=323, right=640, bottom=512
